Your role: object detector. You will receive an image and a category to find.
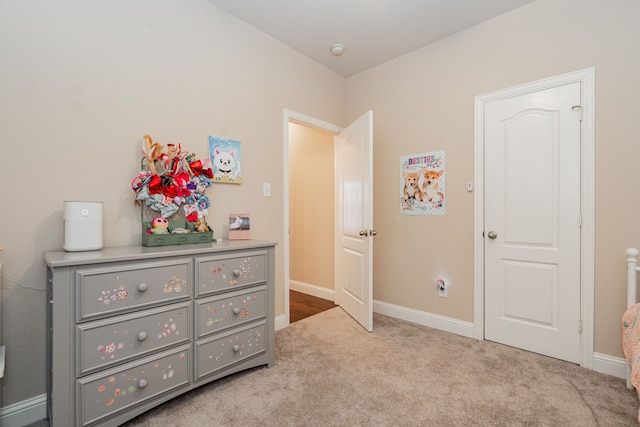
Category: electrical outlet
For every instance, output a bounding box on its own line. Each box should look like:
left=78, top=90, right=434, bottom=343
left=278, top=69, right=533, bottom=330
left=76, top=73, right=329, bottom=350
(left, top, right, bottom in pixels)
left=439, top=286, right=447, bottom=298
left=436, top=279, right=447, bottom=298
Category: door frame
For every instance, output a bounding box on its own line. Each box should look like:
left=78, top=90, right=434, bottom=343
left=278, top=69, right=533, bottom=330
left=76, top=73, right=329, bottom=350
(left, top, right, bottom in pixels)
left=473, top=68, right=595, bottom=368
left=282, top=108, right=342, bottom=327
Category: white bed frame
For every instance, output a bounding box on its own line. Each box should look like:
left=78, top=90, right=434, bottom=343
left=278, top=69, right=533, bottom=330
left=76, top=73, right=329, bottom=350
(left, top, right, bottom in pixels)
left=627, top=248, right=640, bottom=389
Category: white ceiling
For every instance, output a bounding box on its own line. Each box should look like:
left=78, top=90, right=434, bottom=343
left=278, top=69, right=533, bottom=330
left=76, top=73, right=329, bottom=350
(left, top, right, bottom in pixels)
left=207, top=0, right=536, bottom=77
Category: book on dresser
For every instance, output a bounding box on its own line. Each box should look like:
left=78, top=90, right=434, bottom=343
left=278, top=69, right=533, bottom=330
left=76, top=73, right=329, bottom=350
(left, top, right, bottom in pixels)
left=45, top=240, right=276, bottom=427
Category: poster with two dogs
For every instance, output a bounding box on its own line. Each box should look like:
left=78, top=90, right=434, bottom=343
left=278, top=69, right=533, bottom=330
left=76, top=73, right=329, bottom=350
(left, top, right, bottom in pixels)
left=400, top=150, right=445, bottom=216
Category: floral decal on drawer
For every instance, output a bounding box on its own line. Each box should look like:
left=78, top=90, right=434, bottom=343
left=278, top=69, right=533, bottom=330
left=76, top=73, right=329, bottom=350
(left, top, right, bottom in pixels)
left=206, top=257, right=258, bottom=288
left=94, top=352, right=187, bottom=408
left=204, top=294, right=258, bottom=327
left=163, top=275, right=186, bottom=293
left=97, top=285, right=130, bottom=306
left=96, top=275, right=186, bottom=306
left=204, top=328, right=263, bottom=363
left=96, top=314, right=183, bottom=362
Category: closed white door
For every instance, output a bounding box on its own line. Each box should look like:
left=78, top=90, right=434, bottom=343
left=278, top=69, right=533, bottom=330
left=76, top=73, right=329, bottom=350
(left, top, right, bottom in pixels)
left=335, top=111, right=374, bottom=332
left=484, top=82, right=582, bottom=363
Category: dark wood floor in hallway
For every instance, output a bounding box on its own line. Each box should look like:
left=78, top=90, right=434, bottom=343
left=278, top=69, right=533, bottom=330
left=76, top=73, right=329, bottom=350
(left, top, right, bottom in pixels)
left=289, top=290, right=337, bottom=323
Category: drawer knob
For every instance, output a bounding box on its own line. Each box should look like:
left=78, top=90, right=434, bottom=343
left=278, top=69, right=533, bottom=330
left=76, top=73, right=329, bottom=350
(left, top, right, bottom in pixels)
left=137, top=283, right=148, bottom=292
left=232, top=269, right=241, bottom=277
left=137, top=331, right=148, bottom=342
left=232, top=307, right=241, bottom=315
left=138, top=379, right=148, bottom=389
left=232, top=345, right=240, bottom=353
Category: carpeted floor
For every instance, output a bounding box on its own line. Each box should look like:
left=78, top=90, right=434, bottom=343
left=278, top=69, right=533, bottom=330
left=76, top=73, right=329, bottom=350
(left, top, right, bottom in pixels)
left=29, top=308, right=639, bottom=426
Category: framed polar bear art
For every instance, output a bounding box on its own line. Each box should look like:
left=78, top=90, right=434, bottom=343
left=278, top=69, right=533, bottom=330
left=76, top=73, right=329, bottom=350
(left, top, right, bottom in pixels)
left=208, top=136, right=243, bottom=184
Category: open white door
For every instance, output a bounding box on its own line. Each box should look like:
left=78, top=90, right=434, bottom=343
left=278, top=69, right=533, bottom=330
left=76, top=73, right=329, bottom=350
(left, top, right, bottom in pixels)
left=334, top=111, right=374, bottom=332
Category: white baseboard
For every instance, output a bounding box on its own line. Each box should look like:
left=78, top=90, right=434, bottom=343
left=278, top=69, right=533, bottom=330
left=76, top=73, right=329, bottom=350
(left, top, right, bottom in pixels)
left=289, top=280, right=334, bottom=301
left=0, top=393, right=47, bottom=427
left=373, top=299, right=476, bottom=338
left=275, top=313, right=288, bottom=331
left=373, top=300, right=628, bottom=381
left=285, top=286, right=475, bottom=339
left=592, top=352, right=628, bottom=380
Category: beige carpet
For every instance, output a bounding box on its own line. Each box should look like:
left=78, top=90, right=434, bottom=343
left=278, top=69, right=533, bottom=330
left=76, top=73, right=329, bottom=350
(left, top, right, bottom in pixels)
left=32, top=308, right=640, bottom=426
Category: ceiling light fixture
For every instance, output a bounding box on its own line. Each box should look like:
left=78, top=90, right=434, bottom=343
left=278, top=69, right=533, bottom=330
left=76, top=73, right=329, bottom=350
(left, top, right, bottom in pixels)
left=330, top=43, right=345, bottom=56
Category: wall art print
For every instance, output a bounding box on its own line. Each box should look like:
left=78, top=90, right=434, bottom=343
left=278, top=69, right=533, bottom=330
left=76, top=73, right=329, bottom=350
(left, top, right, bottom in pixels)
left=400, top=150, right=445, bottom=216
left=208, top=136, right=243, bottom=184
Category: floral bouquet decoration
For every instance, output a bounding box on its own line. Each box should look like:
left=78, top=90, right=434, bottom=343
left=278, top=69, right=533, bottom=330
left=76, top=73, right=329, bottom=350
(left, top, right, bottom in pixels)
left=132, top=134, right=213, bottom=235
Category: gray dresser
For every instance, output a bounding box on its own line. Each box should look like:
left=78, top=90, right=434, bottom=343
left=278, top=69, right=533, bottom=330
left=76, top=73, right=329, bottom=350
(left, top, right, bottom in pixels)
left=45, top=240, right=276, bottom=426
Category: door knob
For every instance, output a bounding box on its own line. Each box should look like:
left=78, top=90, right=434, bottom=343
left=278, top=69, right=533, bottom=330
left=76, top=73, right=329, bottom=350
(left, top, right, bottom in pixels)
left=359, top=230, right=367, bottom=236
left=487, top=231, right=497, bottom=239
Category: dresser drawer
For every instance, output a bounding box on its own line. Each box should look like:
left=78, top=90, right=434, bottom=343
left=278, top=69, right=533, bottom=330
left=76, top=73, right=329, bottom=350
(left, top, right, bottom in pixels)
left=77, top=259, right=192, bottom=321
left=195, top=322, right=266, bottom=381
left=195, top=287, right=266, bottom=339
left=195, top=251, right=266, bottom=297
left=78, top=345, right=190, bottom=426
left=77, top=302, right=191, bottom=376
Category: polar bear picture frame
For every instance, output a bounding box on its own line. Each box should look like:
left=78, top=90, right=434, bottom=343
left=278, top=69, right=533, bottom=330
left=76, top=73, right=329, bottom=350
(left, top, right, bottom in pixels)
left=208, top=136, right=243, bottom=184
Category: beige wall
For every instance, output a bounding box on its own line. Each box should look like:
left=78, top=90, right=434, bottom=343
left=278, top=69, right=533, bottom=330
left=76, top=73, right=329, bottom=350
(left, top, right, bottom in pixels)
left=2, top=0, right=639, bottom=413
left=288, top=123, right=334, bottom=290
left=0, top=0, right=345, bottom=406
left=346, top=0, right=640, bottom=358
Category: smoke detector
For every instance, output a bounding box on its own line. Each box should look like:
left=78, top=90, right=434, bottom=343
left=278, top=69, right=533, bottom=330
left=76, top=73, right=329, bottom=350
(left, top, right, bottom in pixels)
left=330, top=43, right=345, bottom=56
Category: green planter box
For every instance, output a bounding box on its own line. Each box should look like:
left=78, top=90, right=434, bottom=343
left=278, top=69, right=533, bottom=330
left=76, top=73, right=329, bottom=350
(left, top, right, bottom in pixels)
left=141, top=220, right=213, bottom=247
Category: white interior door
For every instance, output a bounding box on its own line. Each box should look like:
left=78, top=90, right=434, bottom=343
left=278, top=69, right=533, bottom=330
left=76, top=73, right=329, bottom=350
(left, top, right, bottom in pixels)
left=335, top=111, right=374, bottom=331
left=484, top=82, right=582, bottom=363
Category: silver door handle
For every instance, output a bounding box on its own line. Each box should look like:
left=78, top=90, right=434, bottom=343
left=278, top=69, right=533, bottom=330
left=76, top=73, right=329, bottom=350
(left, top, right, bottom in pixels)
left=487, top=231, right=497, bottom=239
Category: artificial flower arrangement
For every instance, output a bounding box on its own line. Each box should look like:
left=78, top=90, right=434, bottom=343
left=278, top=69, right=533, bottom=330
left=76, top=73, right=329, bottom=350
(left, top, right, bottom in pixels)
left=131, top=134, right=214, bottom=245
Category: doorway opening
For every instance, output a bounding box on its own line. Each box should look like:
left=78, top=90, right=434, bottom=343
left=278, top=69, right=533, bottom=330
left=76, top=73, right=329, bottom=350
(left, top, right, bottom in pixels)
left=288, top=121, right=337, bottom=322
left=289, top=290, right=338, bottom=323
left=283, top=109, right=375, bottom=331
left=283, top=110, right=341, bottom=326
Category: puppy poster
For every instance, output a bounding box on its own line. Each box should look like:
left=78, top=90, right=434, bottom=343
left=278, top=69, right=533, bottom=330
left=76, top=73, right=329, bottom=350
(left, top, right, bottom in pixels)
left=208, top=136, right=243, bottom=184
left=400, top=150, right=445, bottom=216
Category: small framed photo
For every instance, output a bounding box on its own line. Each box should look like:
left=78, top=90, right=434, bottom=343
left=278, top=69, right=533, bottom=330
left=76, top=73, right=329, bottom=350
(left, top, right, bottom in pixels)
left=228, top=213, right=250, bottom=240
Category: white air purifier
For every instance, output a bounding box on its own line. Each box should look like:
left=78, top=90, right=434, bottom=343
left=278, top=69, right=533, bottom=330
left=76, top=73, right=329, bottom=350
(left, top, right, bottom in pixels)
left=63, top=201, right=103, bottom=252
